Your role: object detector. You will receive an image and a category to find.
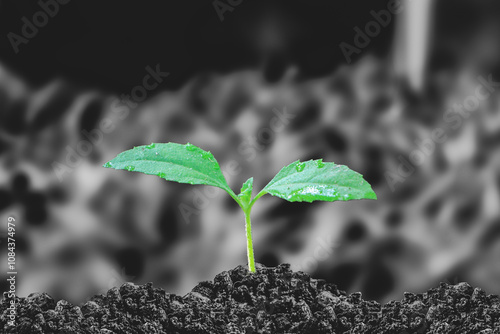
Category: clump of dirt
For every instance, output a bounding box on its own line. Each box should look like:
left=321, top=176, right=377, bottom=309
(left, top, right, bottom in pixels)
left=2, top=263, right=500, bottom=333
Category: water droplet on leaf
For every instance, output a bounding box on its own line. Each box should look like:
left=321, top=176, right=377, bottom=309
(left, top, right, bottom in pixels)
left=125, top=165, right=135, bottom=171
left=317, top=160, right=325, bottom=168
left=296, top=162, right=305, bottom=172
left=186, top=143, right=197, bottom=151
left=146, top=143, right=156, bottom=149
left=158, top=172, right=166, bottom=178
left=103, top=162, right=112, bottom=168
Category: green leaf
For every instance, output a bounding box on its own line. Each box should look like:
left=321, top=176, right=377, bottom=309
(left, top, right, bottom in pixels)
left=258, top=159, right=377, bottom=203
left=103, top=142, right=234, bottom=194
left=238, top=177, right=253, bottom=206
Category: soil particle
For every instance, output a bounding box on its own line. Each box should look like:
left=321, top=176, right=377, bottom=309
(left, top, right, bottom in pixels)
left=2, top=264, right=500, bottom=333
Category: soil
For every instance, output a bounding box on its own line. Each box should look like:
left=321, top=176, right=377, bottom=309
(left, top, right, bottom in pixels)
left=2, top=263, right=500, bottom=333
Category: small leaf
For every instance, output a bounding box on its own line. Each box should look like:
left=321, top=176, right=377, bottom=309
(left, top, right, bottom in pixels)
left=103, top=142, right=234, bottom=194
left=259, top=159, right=376, bottom=203
left=238, top=177, right=253, bottom=206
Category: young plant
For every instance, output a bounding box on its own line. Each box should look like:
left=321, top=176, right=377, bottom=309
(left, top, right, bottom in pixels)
left=103, top=142, right=376, bottom=273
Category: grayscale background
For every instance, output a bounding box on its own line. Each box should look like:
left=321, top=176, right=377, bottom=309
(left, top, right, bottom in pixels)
left=1, top=0, right=500, bottom=305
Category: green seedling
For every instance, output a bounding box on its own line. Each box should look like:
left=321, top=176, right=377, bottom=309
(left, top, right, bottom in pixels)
left=103, top=142, right=377, bottom=273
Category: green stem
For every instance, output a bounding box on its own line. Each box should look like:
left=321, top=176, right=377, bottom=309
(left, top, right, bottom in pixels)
left=244, top=209, right=256, bottom=273
left=233, top=188, right=266, bottom=273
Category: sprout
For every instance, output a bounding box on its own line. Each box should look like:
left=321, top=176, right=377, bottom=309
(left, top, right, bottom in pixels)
left=104, top=142, right=377, bottom=272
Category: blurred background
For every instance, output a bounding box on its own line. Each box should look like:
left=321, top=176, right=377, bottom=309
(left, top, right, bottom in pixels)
left=1, top=0, right=500, bottom=305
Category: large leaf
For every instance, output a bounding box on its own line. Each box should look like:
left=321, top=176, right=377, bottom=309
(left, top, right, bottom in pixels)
left=103, top=142, right=233, bottom=193
left=259, top=159, right=377, bottom=203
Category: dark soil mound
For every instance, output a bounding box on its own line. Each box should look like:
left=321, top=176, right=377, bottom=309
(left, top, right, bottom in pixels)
left=2, top=263, right=500, bottom=333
